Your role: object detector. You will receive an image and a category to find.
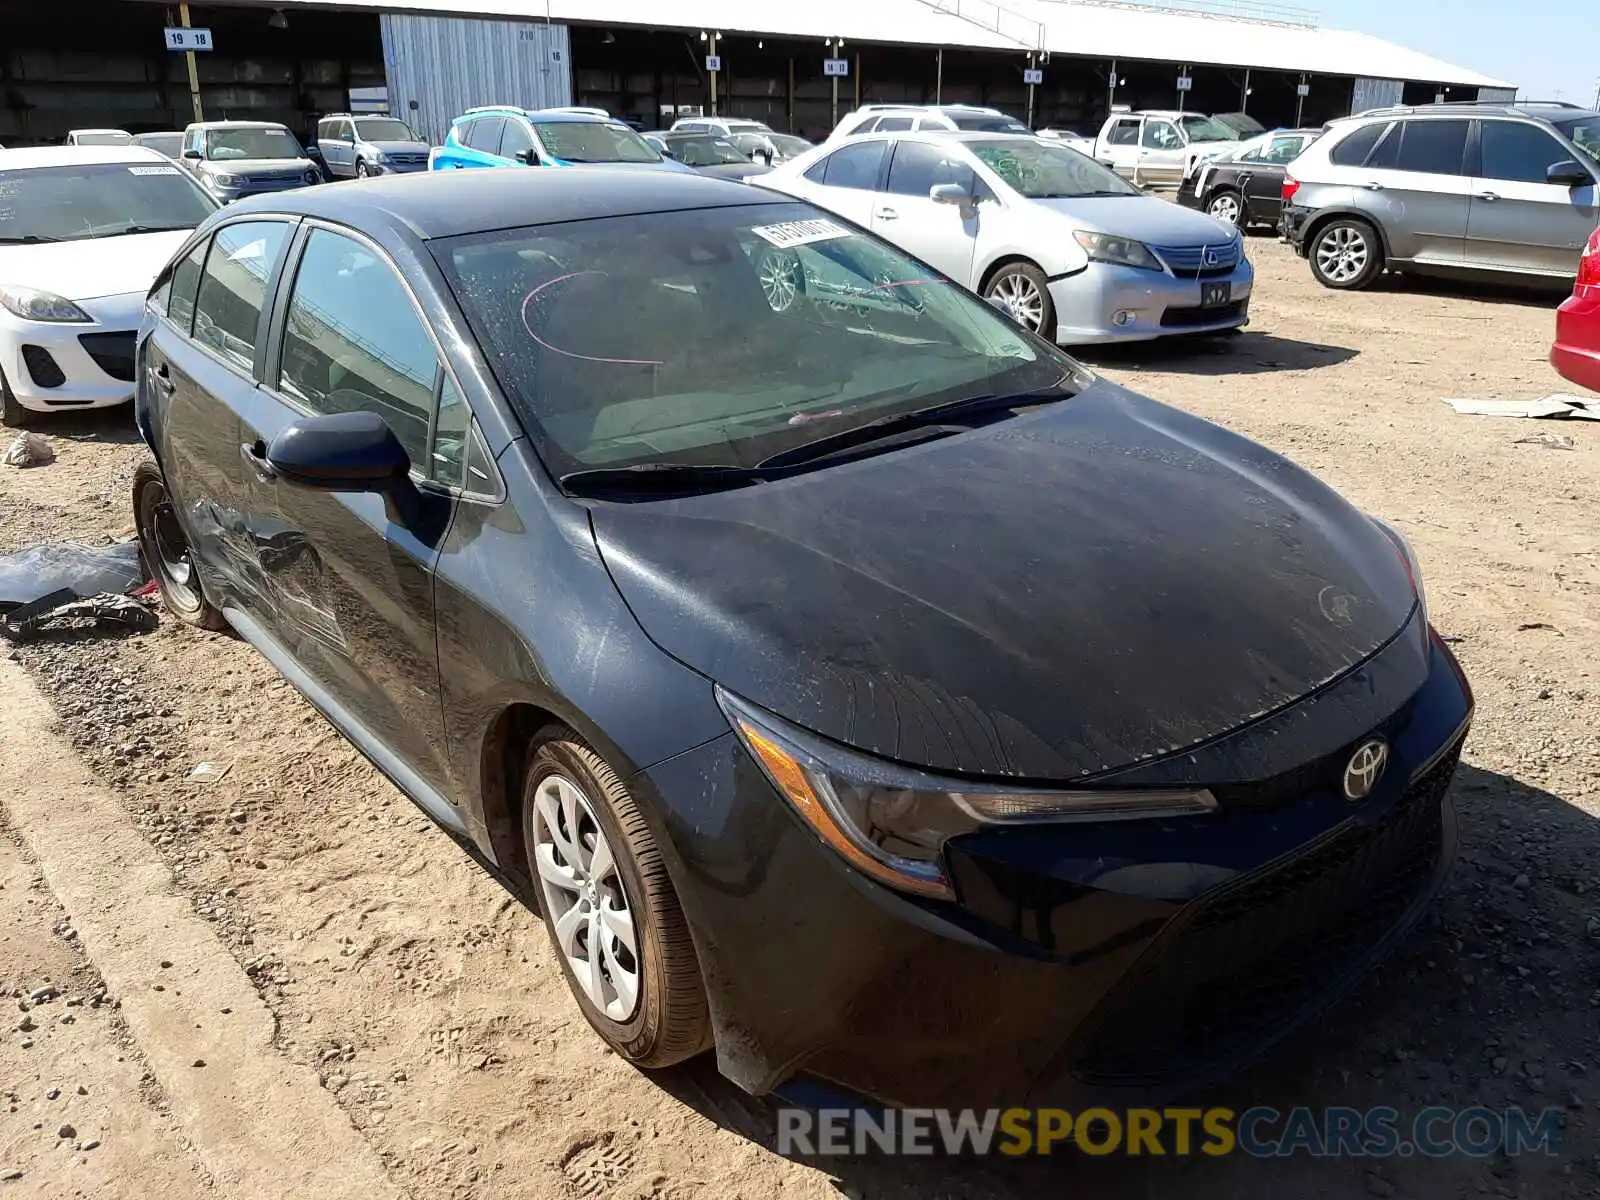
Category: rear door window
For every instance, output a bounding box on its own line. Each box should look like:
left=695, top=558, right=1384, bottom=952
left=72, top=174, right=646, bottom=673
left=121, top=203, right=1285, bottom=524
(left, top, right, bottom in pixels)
left=1107, top=119, right=1141, bottom=146
left=1392, top=120, right=1470, bottom=175
left=820, top=140, right=888, bottom=190
left=192, top=221, right=291, bottom=373
left=1142, top=120, right=1180, bottom=150
left=161, top=239, right=209, bottom=334
left=885, top=141, right=976, bottom=196
left=1330, top=122, right=1387, bottom=167
left=1478, top=120, right=1572, bottom=184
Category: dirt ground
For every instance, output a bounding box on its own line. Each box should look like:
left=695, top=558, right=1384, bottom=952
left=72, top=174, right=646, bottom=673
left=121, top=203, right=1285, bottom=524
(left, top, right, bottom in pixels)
left=1, top=239, right=1598, bottom=1199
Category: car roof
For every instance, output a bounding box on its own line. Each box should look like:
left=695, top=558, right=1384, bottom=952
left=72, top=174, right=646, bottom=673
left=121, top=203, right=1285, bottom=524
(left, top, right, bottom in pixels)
left=185, top=120, right=289, bottom=131
left=1351, top=103, right=1599, bottom=122
left=457, top=108, right=613, bottom=125
left=0, top=144, right=171, bottom=170
left=134, top=131, right=185, bottom=138
left=221, top=167, right=795, bottom=241
left=69, top=128, right=131, bottom=135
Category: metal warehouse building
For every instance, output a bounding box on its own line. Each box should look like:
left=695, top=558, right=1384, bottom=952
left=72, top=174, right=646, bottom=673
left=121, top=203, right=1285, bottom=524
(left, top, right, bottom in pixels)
left=0, top=0, right=1515, bottom=147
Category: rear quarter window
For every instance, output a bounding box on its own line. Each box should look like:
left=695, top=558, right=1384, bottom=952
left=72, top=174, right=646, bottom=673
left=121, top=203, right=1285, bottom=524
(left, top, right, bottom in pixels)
left=1329, top=122, right=1387, bottom=167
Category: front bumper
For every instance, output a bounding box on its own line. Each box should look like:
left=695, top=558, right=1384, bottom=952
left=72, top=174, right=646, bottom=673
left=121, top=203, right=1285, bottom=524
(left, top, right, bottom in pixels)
left=1552, top=289, right=1600, bottom=392
left=644, top=619, right=1471, bottom=1110
left=205, top=176, right=317, bottom=204
left=365, top=159, right=429, bottom=175
left=1050, top=257, right=1253, bottom=344
left=0, top=292, right=144, bottom=411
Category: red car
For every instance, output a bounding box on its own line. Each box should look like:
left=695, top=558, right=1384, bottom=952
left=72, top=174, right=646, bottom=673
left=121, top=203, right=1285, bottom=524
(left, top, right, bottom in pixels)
left=1552, top=225, right=1600, bottom=392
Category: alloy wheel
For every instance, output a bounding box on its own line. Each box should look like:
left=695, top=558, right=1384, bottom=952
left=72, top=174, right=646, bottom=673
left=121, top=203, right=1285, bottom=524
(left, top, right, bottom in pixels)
left=990, top=272, right=1045, bottom=330
left=531, top=773, right=642, bottom=1022
left=757, top=250, right=802, bottom=312
left=1315, top=226, right=1371, bottom=284
left=1208, top=193, right=1242, bottom=226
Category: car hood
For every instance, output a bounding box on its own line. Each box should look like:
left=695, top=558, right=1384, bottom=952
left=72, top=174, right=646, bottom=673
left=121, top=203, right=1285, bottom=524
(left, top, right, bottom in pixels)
left=691, top=162, right=768, bottom=179
left=364, top=140, right=428, bottom=155
left=202, top=158, right=314, bottom=176
left=591, top=381, right=1417, bottom=781
left=0, top=231, right=193, bottom=302
left=553, top=158, right=695, bottom=173
left=1032, top=193, right=1237, bottom=245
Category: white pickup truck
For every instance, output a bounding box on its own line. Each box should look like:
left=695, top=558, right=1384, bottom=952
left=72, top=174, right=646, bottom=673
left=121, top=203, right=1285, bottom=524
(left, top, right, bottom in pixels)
left=1091, top=110, right=1260, bottom=186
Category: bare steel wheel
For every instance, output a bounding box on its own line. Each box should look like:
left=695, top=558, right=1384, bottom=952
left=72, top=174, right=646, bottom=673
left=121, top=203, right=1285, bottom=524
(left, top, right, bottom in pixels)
left=132, top=461, right=226, bottom=629
left=983, top=261, right=1055, bottom=337
left=1310, top=219, right=1383, bottom=290
left=1207, top=190, right=1242, bottom=227
left=522, top=733, right=710, bottom=1067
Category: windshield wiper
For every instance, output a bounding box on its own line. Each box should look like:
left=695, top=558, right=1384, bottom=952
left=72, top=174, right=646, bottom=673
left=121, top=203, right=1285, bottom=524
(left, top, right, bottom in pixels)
left=559, top=461, right=769, bottom=498
left=0, top=234, right=60, bottom=244
left=97, top=224, right=194, bottom=238
left=757, top=383, right=1073, bottom=472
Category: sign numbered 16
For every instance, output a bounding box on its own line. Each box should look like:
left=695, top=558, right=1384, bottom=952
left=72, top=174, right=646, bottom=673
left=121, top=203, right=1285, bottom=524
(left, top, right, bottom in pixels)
left=164, top=27, right=214, bottom=52
left=823, top=58, right=849, bottom=78
left=1022, top=68, right=1044, bottom=86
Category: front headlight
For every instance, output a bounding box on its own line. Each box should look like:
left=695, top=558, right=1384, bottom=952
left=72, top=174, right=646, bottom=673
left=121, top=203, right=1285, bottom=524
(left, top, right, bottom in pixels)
left=1369, top=515, right=1428, bottom=625
left=369, top=149, right=388, bottom=164
left=0, top=285, right=93, bottom=323
left=207, top=172, right=241, bottom=189
left=1072, top=230, right=1162, bottom=272
left=719, top=689, right=1216, bottom=901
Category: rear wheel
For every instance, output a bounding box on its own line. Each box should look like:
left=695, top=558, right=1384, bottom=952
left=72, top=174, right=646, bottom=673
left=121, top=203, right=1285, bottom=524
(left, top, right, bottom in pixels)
left=983, top=261, right=1056, bottom=339
left=1309, top=218, right=1384, bottom=290
left=132, top=462, right=226, bottom=630
left=1, top=369, right=36, bottom=428
left=523, top=732, right=710, bottom=1068
left=1206, top=188, right=1243, bottom=228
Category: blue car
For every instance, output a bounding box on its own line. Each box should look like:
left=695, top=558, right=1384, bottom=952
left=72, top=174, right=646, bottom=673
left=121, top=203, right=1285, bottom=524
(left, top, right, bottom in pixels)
left=430, top=107, right=693, bottom=173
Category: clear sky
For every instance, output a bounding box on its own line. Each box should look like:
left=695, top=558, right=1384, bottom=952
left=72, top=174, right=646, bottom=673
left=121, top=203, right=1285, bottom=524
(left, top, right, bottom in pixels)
left=1322, top=0, right=1597, bottom=101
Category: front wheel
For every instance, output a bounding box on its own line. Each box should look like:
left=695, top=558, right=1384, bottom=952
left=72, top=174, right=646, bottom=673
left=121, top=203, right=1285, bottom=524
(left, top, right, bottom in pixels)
left=355, top=160, right=370, bottom=179
left=983, top=262, right=1056, bottom=339
left=1206, top=189, right=1243, bottom=228
left=523, top=733, right=710, bottom=1068
left=1309, top=218, right=1384, bottom=290
left=132, top=462, right=227, bottom=629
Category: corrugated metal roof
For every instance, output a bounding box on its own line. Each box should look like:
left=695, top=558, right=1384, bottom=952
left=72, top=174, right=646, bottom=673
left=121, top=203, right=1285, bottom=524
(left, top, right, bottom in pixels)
left=257, top=0, right=1514, bottom=89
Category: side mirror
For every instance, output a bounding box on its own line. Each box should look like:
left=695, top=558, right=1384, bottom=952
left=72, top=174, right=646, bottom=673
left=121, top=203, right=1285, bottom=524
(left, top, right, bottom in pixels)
left=182, top=148, right=202, bottom=160
left=515, top=148, right=539, bottom=166
left=1547, top=159, right=1593, bottom=188
left=266, top=411, right=410, bottom=493
left=930, top=183, right=976, bottom=210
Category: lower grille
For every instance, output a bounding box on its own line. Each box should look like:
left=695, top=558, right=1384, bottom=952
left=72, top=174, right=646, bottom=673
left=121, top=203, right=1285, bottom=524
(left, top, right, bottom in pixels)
left=1161, top=301, right=1247, bottom=328
left=78, top=331, right=136, bottom=382
left=21, top=345, right=65, bottom=388
left=1072, top=745, right=1461, bottom=1087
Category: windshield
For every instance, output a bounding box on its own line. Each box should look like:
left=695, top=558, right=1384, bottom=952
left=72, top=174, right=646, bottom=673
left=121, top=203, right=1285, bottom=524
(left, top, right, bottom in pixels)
left=767, top=134, right=812, bottom=155
left=73, top=131, right=132, bottom=146
left=532, top=121, right=661, bottom=164
left=968, top=139, right=1138, bottom=198
left=951, top=115, right=1031, bottom=134
left=724, top=121, right=772, bottom=134
left=1178, top=115, right=1241, bottom=143
left=1558, top=117, right=1600, bottom=167
left=354, top=118, right=418, bottom=143
left=135, top=133, right=185, bottom=158
left=0, top=162, right=217, bottom=243
left=670, top=136, right=748, bottom=166
left=434, top=202, right=1076, bottom=478
left=1211, top=112, right=1266, bottom=137
left=206, top=127, right=304, bottom=161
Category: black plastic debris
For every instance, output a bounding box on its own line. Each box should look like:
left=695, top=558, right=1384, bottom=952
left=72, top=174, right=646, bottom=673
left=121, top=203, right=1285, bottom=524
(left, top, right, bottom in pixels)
left=0, top=540, right=153, bottom=642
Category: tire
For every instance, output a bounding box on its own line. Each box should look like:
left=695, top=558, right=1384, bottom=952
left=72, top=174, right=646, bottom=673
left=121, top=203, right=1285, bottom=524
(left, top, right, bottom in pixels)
left=983, top=261, right=1056, bottom=339
left=522, top=732, right=710, bottom=1068
left=355, top=160, right=370, bottom=179
left=1205, top=188, right=1243, bottom=228
left=131, top=461, right=227, bottom=630
left=1, top=368, right=36, bottom=428
left=755, top=247, right=805, bottom=313
left=1308, top=217, right=1384, bottom=290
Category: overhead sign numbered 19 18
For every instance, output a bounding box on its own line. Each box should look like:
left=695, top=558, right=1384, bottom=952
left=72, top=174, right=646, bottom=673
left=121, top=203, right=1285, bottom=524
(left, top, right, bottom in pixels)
left=823, top=58, right=849, bottom=78
left=1023, top=68, right=1044, bottom=86
left=164, top=27, right=213, bottom=51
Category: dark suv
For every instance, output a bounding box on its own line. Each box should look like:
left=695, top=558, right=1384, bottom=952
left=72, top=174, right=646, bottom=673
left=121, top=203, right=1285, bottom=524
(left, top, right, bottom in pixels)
left=1282, top=102, right=1600, bottom=289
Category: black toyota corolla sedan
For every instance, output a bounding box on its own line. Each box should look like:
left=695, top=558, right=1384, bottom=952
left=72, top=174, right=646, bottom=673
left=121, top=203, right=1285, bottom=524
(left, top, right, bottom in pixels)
left=131, top=168, right=1472, bottom=1110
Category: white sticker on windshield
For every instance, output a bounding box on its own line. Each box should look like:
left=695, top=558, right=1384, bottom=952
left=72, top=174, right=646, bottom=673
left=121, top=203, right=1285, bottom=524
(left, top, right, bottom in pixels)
left=750, top=218, right=849, bottom=249
left=128, top=165, right=181, bottom=176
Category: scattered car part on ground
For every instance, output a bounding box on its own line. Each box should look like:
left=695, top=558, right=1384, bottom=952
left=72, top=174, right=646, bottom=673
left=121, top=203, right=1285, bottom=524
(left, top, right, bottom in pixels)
left=0, top=144, right=219, bottom=426
left=0, top=538, right=152, bottom=640
left=131, top=167, right=1467, bottom=1112
left=1283, top=103, right=1600, bottom=290
left=1443, top=394, right=1599, bottom=418
left=1552, top=223, right=1600, bottom=391
left=758, top=131, right=1252, bottom=343
left=3, top=431, right=53, bottom=466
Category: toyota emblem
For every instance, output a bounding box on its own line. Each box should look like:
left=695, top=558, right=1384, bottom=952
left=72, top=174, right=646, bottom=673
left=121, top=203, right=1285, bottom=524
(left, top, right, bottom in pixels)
left=1343, top=739, right=1390, bottom=802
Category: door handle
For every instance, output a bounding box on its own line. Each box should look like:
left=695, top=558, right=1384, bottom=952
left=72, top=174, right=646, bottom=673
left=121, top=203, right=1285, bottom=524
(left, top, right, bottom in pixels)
left=239, top=441, right=277, bottom=483
left=1363, top=181, right=1384, bottom=191
left=153, top=362, right=176, bottom=396
left=1477, top=191, right=1500, bottom=202
left=875, top=206, right=899, bottom=220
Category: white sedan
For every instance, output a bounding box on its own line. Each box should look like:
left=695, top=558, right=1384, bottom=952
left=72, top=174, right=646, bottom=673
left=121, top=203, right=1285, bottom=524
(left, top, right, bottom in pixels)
left=755, top=132, right=1253, bottom=344
left=0, top=145, right=218, bottom=426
